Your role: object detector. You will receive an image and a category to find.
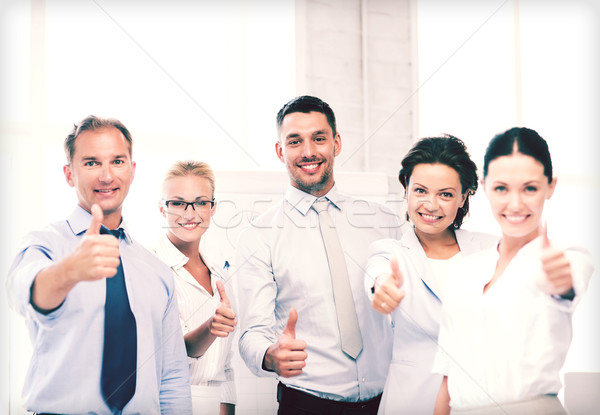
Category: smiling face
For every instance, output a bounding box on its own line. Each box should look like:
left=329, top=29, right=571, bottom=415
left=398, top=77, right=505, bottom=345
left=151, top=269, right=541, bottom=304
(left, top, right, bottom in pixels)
left=275, top=111, right=341, bottom=197
left=63, top=126, right=136, bottom=229
left=406, top=163, right=466, bottom=237
left=160, top=174, right=215, bottom=246
left=484, top=152, right=556, bottom=243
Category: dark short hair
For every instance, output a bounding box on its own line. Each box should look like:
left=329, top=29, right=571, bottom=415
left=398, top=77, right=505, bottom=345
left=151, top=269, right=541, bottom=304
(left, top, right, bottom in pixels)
left=64, top=115, right=133, bottom=163
left=399, top=135, right=478, bottom=229
left=483, top=127, right=553, bottom=183
left=276, top=95, right=337, bottom=137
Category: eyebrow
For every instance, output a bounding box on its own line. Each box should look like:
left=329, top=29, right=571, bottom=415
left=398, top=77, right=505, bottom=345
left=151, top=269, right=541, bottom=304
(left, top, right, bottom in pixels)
left=413, top=183, right=458, bottom=191
left=285, top=130, right=328, bottom=139
left=80, top=154, right=128, bottom=160
left=168, top=196, right=212, bottom=201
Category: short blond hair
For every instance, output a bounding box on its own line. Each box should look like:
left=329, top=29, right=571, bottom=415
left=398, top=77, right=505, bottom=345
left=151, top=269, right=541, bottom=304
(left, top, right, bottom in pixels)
left=164, top=160, right=216, bottom=198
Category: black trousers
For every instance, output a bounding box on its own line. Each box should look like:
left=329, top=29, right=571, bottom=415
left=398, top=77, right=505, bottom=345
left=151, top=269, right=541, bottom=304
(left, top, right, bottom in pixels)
left=277, top=382, right=382, bottom=415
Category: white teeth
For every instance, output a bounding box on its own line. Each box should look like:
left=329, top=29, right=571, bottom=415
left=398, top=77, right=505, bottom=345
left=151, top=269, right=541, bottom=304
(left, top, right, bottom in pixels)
left=421, top=214, right=441, bottom=221
left=505, top=215, right=527, bottom=223
left=181, top=223, right=198, bottom=229
left=302, top=164, right=319, bottom=170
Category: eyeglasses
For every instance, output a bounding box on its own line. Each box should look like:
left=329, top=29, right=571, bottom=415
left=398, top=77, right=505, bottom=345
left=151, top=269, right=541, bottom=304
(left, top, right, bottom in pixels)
left=162, top=199, right=215, bottom=212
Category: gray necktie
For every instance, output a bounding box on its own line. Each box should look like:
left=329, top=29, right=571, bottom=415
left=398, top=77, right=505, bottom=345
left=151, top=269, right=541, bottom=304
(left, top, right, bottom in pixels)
left=312, top=199, right=363, bottom=359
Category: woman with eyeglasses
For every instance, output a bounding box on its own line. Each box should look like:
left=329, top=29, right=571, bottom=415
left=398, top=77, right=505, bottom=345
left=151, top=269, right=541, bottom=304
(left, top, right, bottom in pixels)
left=153, top=160, right=237, bottom=415
left=433, top=128, right=594, bottom=415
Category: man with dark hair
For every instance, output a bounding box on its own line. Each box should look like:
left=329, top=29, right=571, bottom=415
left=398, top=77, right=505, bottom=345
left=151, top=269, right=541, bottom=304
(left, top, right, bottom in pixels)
left=237, top=96, right=402, bottom=414
left=6, top=115, right=192, bottom=414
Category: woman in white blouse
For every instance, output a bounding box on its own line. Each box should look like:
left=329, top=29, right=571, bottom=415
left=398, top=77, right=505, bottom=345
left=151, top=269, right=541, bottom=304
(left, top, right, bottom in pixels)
left=433, top=127, right=594, bottom=414
left=367, top=136, right=498, bottom=414
left=154, top=160, right=237, bottom=415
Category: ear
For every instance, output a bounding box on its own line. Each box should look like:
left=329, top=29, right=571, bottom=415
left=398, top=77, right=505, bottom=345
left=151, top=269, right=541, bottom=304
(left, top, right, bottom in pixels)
left=131, top=160, right=137, bottom=182
left=210, top=200, right=217, bottom=217
left=481, top=178, right=489, bottom=195
left=546, top=177, right=557, bottom=200
left=158, top=200, right=166, bottom=217
left=333, top=133, right=342, bottom=156
left=459, top=192, right=467, bottom=208
left=63, top=164, right=75, bottom=187
left=275, top=140, right=284, bottom=163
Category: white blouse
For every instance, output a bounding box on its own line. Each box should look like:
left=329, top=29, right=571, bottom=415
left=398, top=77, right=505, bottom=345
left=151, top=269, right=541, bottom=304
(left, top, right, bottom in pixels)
left=153, top=234, right=236, bottom=405
left=433, top=236, right=593, bottom=410
left=426, top=252, right=463, bottom=302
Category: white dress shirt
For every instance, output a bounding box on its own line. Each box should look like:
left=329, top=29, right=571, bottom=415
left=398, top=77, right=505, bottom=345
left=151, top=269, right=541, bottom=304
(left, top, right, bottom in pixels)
left=153, top=234, right=236, bottom=409
left=433, top=236, right=594, bottom=411
left=237, top=184, right=402, bottom=402
left=6, top=206, right=192, bottom=414
left=365, top=227, right=498, bottom=415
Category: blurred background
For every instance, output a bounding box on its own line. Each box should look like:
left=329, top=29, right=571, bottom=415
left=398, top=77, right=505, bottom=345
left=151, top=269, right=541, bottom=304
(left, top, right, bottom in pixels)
left=1, top=0, right=598, bottom=413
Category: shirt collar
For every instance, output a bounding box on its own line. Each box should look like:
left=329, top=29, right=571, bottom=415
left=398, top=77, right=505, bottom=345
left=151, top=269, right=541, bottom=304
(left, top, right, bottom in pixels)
left=154, top=233, right=227, bottom=276
left=67, top=205, right=132, bottom=243
left=284, top=184, right=344, bottom=216
left=154, top=233, right=189, bottom=270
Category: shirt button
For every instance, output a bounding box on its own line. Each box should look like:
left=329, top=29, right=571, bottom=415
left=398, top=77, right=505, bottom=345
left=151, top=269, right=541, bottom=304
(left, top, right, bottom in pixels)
left=362, top=377, right=366, bottom=382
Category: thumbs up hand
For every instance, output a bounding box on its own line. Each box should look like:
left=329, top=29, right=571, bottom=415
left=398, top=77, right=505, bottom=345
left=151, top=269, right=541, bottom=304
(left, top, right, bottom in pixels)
left=372, top=256, right=406, bottom=314
left=263, top=308, right=308, bottom=377
left=209, top=280, right=237, bottom=337
left=539, top=224, right=574, bottom=296
left=66, top=204, right=121, bottom=284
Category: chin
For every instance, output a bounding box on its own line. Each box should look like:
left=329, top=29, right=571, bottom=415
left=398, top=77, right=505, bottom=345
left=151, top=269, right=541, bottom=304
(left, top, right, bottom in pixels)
left=500, top=225, right=538, bottom=240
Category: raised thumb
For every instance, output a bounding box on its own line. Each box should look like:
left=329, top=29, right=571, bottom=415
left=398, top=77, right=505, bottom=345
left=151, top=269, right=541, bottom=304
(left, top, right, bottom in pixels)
left=541, top=222, right=550, bottom=249
left=390, top=256, right=403, bottom=287
left=216, top=280, right=230, bottom=307
left=283, top=308, right=298, bottom=339
left=87, top=204, right=103, bottom=235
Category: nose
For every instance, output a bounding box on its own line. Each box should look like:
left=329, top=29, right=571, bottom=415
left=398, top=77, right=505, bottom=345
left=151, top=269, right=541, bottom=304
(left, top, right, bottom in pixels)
left=420, top=194, right=438, bottom=211
left=182, top=203, right=196, bottom=218
left=301, top=140, right=317, bottom=158
left=99, top=164, right=113, bottom=183
left=507, top=191, right=523, bottom=210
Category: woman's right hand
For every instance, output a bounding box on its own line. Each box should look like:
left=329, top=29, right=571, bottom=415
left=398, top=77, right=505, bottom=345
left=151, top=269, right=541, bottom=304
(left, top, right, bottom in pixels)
left=210, top=280, right=237, bottom=337
left=372, top=257, right=405, bottom=314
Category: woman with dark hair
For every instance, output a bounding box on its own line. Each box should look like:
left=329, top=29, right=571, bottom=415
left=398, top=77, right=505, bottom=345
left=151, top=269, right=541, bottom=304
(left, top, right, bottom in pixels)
left=433, top=128, right=594, bottom=415
left=366, top=135, right=498, bottom=414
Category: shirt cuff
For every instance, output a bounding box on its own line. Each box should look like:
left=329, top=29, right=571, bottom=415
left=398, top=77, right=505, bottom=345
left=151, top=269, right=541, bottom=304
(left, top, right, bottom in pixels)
left=220, top=380, right=237, bottom=405
left=11, top=259, right=68, bottom=325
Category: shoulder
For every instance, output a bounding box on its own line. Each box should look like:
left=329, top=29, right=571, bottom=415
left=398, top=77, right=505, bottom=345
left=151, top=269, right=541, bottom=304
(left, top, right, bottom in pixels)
left=368, top=238, right=402, bottom=255
left=339, top=194, right=403, bottom=233
left=16, top=220, right=73, bottom=253
left=127, top=238, right=174, bottom=281
left=340, top=194, right=395, bottom=214
left=456, top=229, right=500, bottom=253
left=245, top=199, right=286, bottom=227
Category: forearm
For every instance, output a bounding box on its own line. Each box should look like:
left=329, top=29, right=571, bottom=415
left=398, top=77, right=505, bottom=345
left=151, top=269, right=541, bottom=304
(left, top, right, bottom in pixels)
left=434, top=376, right=450, bottom=415
left=31, top=261, right=77, bottom=313
left=184, top=318, right=217, bottom=358
left=220, top=403, right=235, bottom=415
left=262, top=344, right=277, bottom=372
left=160, top=292, right=193, bottom=413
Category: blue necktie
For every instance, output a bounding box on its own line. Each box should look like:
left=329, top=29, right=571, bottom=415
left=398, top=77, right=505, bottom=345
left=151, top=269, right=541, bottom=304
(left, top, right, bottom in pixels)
left=100, top=228, right=137, bottom=411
